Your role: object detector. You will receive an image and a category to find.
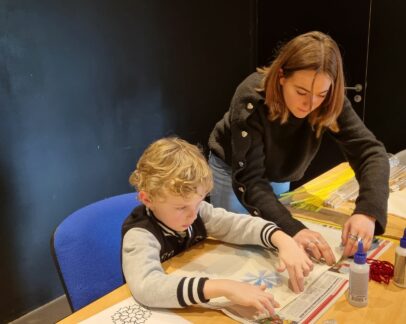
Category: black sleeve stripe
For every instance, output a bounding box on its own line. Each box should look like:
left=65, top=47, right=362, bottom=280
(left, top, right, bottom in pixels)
left=266, top=225, right=277, bottom=244
left=178, top=277, right=210, bottom=306
left=197, top=277, right=210, bottom=303
left=261, top=223, right=280, bottom=249
left=177, top=277, right=187, bottom=307
left=187, top=277, right=197, bottom=304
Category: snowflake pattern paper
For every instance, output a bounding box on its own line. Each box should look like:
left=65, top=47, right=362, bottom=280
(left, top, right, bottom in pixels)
left=242, top=270, right=283, bottom=288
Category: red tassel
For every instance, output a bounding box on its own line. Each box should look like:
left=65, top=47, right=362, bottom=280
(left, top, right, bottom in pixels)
left=367, top=258, right=394, bottom=284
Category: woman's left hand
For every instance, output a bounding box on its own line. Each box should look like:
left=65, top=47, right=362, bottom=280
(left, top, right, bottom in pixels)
left=341, top=213, right=376, bottom=256
left=271, top=231, right=314, bottom=293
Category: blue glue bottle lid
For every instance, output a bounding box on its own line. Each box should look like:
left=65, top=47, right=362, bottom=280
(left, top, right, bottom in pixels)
left=354, top=240, right=367, bottom=264
left=401, top=228, right=406, bottom=248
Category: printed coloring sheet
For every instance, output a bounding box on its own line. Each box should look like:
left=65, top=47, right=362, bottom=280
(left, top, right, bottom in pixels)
left=79, top=297, right=191, bottom=324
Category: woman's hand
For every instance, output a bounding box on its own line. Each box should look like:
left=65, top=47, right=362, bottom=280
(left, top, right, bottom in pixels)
left=271, top=231, right=314, bottom=293
left=341, top=213, right=375, bottom=256
left=204, top=279, right=280, bottom=316
left=293, top=229, right=336, bottom=266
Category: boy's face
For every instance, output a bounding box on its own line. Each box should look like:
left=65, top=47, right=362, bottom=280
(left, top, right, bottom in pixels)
left=139, top=187, right=207, bottom=232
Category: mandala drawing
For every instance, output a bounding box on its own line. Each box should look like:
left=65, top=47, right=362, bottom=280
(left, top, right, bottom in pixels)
left=111, top=304, right=152, bottom=324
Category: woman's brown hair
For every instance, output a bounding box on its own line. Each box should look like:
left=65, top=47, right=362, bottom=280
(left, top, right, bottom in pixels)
left=259, top=31, right=345, bottom=137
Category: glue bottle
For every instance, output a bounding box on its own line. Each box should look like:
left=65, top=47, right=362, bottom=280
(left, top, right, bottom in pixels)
left=394, top=228, right=406, bottom=288
left=348, top=240, right=369, bottom=307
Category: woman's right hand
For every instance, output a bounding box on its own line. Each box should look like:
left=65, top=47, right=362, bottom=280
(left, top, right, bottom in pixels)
left=293, top=228, right=336, bottom=266
left=204, top=279, right=280, bottom=316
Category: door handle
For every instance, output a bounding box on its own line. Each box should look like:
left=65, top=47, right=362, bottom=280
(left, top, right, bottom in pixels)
left=345, top=84, right=363, bottom=92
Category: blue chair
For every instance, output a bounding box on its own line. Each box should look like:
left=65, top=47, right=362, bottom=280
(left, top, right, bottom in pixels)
left=51, top=193, right=140, bottom=311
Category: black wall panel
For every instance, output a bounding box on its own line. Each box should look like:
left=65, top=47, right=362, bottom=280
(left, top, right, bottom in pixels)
left=0, top=0, right=255, bottom=321
left=366, top=0, right=406, bottom=154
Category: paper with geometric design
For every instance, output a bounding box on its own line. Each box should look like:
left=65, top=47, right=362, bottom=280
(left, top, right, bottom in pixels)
left=79, top=296, right=191, bottom=324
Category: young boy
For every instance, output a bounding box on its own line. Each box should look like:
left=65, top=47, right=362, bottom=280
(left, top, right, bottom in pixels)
left=122, top=138, right=313, bottom=316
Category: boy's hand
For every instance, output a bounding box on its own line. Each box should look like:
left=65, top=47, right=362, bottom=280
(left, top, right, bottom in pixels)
left=204, top=279, right=280, bottom=316
left=293, top=229, right=336, bottom=265
left=271, top=231, right=314, bottom=293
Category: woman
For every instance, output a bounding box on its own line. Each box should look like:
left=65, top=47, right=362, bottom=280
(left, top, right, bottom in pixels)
left=208, top=31, right=389, bottom=264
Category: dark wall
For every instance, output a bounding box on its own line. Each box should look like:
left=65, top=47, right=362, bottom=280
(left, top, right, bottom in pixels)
left=0, top=0, right=255, bottom=321
left=366, top=0, right=406, bottom=154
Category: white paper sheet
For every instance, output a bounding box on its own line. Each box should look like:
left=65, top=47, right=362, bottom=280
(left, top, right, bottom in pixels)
left=388, top=188, right=406, bottom=218
left=79, top=297, right=191, bottom=324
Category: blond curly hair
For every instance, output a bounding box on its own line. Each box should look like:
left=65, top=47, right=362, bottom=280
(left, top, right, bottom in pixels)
left=129, top=138, right=213, bottom=200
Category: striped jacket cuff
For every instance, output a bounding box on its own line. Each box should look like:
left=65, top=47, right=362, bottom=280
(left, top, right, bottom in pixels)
left=260, top=222, right=281, bottom=249
left=176, top=277, right=209, bottom=307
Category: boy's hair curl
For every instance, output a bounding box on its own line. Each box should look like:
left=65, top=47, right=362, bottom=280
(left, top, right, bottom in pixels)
left=129, top=138, right=213, bottom=199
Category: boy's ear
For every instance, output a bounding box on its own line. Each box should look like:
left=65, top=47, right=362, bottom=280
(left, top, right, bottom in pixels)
left=138, top=191, right=152, bottom=208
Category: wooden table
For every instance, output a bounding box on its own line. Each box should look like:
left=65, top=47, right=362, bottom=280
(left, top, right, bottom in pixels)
left=59, top=163, right=406, bottom=323
left=318, top=240, right=406, bottom=323
left=58, top=237, right=406, bottom=324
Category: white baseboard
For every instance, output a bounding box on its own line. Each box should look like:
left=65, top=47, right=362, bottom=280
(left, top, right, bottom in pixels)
left=9, top=295, right=72, bottom=324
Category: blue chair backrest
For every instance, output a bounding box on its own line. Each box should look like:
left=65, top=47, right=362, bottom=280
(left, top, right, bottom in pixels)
left=51, top=193, right=139, bottom=311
